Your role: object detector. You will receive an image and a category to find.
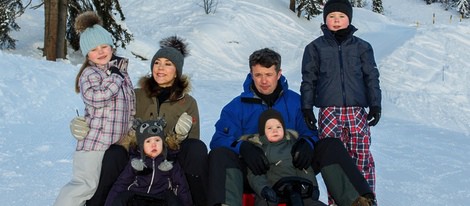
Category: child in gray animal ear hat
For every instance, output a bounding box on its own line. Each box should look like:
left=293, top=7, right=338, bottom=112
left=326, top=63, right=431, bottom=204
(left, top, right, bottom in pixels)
left=131, top=118, right=173, bottom=172
left=104, top=118, right=194, bottom=206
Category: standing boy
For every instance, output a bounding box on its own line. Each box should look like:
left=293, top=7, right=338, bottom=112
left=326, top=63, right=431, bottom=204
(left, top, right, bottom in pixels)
left=300, top=0, right=382, bottom=203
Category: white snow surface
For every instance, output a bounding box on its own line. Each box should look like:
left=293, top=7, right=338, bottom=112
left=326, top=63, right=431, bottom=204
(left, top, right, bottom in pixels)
left=0, top=0, right=469, bottom=205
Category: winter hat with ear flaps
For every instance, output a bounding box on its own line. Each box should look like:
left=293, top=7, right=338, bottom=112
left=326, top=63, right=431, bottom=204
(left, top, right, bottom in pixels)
left=74, top=11, right=114, bottom=56
left=150, top=35, right=189, bottom=78
left=132, top=118, right=173, bottom=172
left=323, top=0, right=353, bottom=23
left=258, top=109, right=286, bottom=137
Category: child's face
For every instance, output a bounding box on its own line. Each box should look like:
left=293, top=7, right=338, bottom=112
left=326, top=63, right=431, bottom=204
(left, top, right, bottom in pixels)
left=87, top=44, right=113, bottom=66
left=152, top=58, right=177, bottom=87
left=143, top=136, right=163, bottom=158
left=325, top=11, right=350, bottom=31
left=264, top=118, right=284, bottom=142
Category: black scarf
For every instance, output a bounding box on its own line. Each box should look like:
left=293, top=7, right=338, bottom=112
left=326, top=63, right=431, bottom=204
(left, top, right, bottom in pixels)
left=252, top=80, right=283, bottom=107
left=333, top=25, right=352, bottom=43
left=157, top=87, right=171, bottom=104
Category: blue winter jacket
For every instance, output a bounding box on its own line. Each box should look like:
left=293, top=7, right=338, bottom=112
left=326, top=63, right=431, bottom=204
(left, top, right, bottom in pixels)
left=210, top=74, right=318, bottom=154
left=300, top=24, right=381, bottom=109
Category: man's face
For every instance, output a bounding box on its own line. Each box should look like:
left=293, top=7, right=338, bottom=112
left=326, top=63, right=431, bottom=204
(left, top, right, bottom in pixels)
left=251, top=64, right=281, bottom=95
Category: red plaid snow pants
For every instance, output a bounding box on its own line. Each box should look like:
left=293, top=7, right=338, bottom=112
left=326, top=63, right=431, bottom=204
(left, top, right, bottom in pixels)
left=318, top=107, right=376, bottom=195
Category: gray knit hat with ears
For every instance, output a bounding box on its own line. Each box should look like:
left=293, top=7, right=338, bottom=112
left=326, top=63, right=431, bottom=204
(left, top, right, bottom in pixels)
left=150, top=36, right=189, bottom=78
left=131, top=118, right=173, bottom=172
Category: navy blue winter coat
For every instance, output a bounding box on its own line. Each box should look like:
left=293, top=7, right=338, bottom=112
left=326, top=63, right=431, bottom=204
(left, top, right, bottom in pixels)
left=105, top=155, right=192, bottom=206
left=300, top=24, right=381, bottom=109
left=210, top=74, right=318, bottom=154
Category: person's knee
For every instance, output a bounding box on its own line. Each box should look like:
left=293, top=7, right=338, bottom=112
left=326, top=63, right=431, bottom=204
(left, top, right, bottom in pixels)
left=104, top=144, right=128, bottom=160
left=182, top=139, right=208, bottom=157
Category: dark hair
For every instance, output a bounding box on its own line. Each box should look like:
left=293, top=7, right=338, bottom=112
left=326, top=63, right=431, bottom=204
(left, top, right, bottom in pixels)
left=140, top=74, right=190, bottom=101
left=249, top=48, right=281, bottom=72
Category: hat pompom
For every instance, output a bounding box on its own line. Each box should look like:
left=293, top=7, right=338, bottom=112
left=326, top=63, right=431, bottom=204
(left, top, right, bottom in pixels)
left=74, top=11, right=103, bottom=33
left=159, top=35, right=189, bottom=57
left=131, top=158, right=146, bottom=171
left=158, top=160, right=173, bottom=171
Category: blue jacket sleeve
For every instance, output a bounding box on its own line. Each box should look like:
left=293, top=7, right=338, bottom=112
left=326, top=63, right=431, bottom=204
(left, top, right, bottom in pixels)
left=210, top=98, right=245, bottom=154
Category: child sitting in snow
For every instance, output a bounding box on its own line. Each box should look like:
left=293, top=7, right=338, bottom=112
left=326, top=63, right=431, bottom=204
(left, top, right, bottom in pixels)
left=245, top=109, right=375, bottom=206
left=245, top=109, right=321, bottom=206
left=104, top=118, right=192, bottom=206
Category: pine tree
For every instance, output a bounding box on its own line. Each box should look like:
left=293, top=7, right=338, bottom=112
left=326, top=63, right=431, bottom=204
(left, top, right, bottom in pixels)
left=351, top=0, right=364, bottom=8
left=372, top=0, right=384, bottom=14
left=0, top=0, right=25, bottom=50
left=67, top=0, right=133, bottom=52
left=457, top=0, right=470, bottom=18
left=295, top=0, right=322, bottom=20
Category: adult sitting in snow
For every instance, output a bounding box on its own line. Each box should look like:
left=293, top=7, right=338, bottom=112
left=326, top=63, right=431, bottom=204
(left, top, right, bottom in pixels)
left=208, top=48, right=376, bottom=206
left=72, top=36, right=208, bottom=206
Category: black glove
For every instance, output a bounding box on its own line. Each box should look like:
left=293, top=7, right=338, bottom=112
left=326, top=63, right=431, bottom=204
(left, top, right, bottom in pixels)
left=109, top=66, right=124, bottom=78
left=111, top=55, right=129, bottom=72
left=260, top=186, right=278, bottom=203
left=291, top=137, right=315, bottom=170
left=302, top=109, right=317, bottom=130
left=367, top=106, right=381, bottom=126
left=239, top=141, right=269, bottom=175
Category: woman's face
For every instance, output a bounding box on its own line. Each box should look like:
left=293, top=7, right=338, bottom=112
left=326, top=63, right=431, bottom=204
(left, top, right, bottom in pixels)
left=143, top=136, right=163, bottom=159
left=152, top=58, right=177, bottom=87
left=325, top=11, right=350, bottom=31
left=87, top=44, right=113, bottom=66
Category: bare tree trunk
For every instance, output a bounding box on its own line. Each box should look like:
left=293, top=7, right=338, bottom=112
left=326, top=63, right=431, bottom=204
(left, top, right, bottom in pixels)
left=44, top=0, right=58, bottom=60
left=44, top=0, right=67, bottom=61
left=290, top=0, right=295, bottom=12
left=56, top=0, right=68, bottom=59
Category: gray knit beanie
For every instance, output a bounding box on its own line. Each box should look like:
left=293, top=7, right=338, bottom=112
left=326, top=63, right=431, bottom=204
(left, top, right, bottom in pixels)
left=150, top=36, right=189, bottom=78
left=75, top=11, right=114, bottom=56
left=323, top=0, right=353, bottom=23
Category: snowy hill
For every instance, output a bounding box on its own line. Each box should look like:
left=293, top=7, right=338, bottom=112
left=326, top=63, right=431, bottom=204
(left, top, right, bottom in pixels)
left=0, top=0, right=469, bottom=205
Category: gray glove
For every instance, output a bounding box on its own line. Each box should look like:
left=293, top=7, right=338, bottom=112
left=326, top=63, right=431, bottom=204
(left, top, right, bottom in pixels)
left=174, top=112, right=192, bottom=140
left=70, top=116, right=89, bottom=141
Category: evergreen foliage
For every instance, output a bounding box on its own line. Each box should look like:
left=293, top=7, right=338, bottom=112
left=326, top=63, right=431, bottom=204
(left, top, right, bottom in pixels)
left=373, top=0, right=384, bottom=14
left=0, top=0, right=25, bottom=50
left=457, top=0, right=470, bottom=17
left=295, top=0, right=322, bottom=20
left=67, top=0, right=133, bottom=52
left=351, top=0, right=365, bottom=8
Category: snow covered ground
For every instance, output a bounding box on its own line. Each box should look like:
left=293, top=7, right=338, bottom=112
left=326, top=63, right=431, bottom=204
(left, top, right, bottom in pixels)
left=0, top=0, right=469, bottom=205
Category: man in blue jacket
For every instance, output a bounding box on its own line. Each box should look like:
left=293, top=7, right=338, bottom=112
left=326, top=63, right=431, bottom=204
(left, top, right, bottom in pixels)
left=208, top=48, right=376, bottom=206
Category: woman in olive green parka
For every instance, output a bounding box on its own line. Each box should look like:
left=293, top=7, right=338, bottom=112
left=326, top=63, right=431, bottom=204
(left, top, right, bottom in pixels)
left=88, top=36, right=208, bottom=206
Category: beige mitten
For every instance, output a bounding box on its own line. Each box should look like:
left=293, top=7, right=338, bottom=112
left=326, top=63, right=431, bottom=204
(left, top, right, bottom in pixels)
left=174, top=112, right=192, bottom=140
left=70, top=116, right=89, bottom=141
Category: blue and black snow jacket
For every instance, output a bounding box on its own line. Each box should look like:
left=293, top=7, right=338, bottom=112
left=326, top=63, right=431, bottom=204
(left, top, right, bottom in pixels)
left=300, top=24, right=381, bottom=109
left=210, top=74, right=318, bottom=154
